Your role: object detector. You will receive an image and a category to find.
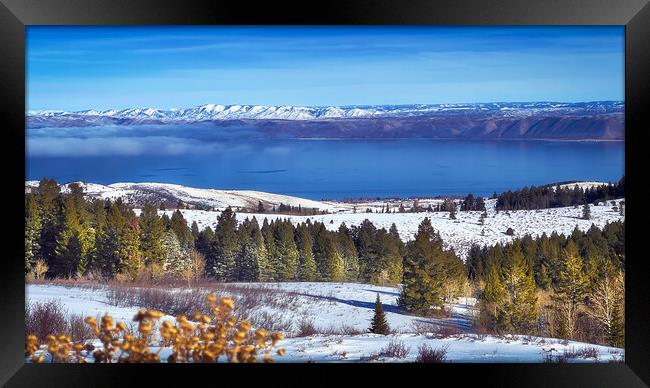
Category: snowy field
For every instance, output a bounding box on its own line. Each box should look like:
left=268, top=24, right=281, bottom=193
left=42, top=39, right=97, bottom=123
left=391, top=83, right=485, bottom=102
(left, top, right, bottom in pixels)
left=26, top=283, right=624, bottom=363
left=152, top=198, right=624, bottom=259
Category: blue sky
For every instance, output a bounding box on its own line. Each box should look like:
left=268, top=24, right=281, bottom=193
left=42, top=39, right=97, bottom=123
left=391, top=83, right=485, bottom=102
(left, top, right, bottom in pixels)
left=26, top=26, right=624, bottom=111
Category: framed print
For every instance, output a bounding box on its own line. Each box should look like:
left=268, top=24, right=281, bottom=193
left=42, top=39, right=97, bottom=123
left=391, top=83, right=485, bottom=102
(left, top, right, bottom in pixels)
left=1, top=0, right=649, bottom=386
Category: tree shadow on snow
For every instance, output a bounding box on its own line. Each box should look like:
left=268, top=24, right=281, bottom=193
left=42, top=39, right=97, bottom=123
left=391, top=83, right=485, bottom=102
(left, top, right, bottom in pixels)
left=361, top=289, right=400, bottom=298
left=293, top=291, right=475, bottom=332
left=293, top=292, right=403, bottom=314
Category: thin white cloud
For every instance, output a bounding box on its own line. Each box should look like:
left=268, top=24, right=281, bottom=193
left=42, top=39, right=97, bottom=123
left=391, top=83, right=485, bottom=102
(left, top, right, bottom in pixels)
left=27, top=136, right=224, bottom=157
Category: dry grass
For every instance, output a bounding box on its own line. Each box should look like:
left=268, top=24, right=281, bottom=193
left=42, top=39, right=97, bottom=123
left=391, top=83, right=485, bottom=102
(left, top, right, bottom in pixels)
left=103, top=283, right=301, bottom=331
left=106, top=286, right=212, bottom=317
left=25, top=301, right=100, bottom=343
left=317, top=323, right=365, bottom=336
left=378, top=339, right=410, bottom=359
left=415, top=344, right=448, bottom=363
left=562, top=346, right=599, bottom=360
left=412, top=321, right=462, bottom=339
left=247, top=311, right=294, bottom=333
left=25, top=301, right=67, bottom=342
left=295, top=317, right=318, bottom=337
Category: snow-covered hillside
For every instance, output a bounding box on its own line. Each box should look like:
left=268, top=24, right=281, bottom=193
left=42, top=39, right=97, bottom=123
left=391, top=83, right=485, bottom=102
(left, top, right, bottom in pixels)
left=26, top=283, right=624, bottom=363
left=25, top=180, right=623, bottom=259
left=153, top=198, right=624, bottom=259
left=25, top=181, right=335, bottom=212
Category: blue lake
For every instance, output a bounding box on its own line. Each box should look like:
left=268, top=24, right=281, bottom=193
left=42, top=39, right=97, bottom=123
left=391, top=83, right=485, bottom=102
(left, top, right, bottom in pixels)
left=26, top=138, right=624, bottom=200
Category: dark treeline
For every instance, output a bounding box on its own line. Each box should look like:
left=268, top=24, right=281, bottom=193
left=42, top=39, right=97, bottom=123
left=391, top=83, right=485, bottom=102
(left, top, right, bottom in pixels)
left=460, top=194, right=486, bottom=211
left=241, top=201, right=324, bottom=216
left=467, top=221, right=625, bottom=347
left=495, top=177, right=625, bottom=211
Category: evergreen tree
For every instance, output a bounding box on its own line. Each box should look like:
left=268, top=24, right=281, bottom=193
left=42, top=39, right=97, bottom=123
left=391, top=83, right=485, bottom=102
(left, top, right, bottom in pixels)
left=312, top=223, right=344, bottom=281
left=274, top=220, right=299, bottom=281
left=212, top=207, right=238, bottom=281
left=439, top=248, right=467, bottom=303
left=582, top=203, right=591, bottom=220
left=161, top=230, right=188, bottom=275
left=53, top=195, right=93, bottom=277
left=236, top=218, right=267, bottom=282
left=67, top=183, right=88, bottom=220
left=608, top=303, right=624, bottom=348
left=257, top=201, right=265, bottom=213
left=190, top=221, right=200, bottom=243
left=88, top=200, right=108, bottom=273
left=261, top=218, right=279, bottom=281
left=537, top=262, right=552, bottom=290
left=119, top=212, right=142, bottom=278
left=93, top=202, right=140, bottom=278
left=386, top=224, right=405, bottom=285
left=295, top=223, right=317, bottom=281
left=368, top=294, right=390, bottom=335
left=25, top=194, right=42, bottom=274
left=139, top=204, right=166, bottom=267
left=353, top=220, right=384, bottom=283
left=466, top=244, right=484, bottom=281
left=449, top=202, right=457, bottom=220
left=94, top=202, right=123, bottom=277
left=250, top=220, right=269, bottom=281
left=36, top=178, right=63, bottom=275
left=235, top=221, right=256, bottom=281
left=324, top=234, right=345, bottom=282
left=195, top=226, right=214, bottom=259
left=552, top=241, right=589, bottom=339
left=160, top=213, right=172, bottom=231
left=53, top=197, right=82, bottom=277
left=337, top=223, right=359, bottom=281
left=461, top=194, right=475, bottom=211
left=482, top=262, right=507, bottom=320
left=499, top=243, right=537, bottom=333
left=398, top=218, right=446, bottom=315
left=170, top=210, right=193, bottom=249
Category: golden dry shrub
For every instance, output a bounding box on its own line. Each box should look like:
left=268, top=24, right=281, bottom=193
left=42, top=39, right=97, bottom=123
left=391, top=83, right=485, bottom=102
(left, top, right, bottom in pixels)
left=25, top=294, right=285, bottom=363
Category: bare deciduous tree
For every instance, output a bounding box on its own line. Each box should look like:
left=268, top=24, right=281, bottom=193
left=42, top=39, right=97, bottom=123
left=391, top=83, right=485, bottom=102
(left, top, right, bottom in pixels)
left=32, top=259, right=49, bottom=280
left=181, top=250, right=205, bottom=287
left=585, top=269, right=624, bottom=340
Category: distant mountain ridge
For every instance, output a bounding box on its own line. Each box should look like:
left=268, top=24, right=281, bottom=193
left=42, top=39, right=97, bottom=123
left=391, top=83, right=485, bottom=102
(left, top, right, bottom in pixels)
left=28, top=101, right=623, bottom=122
left=27, top=101, right=624, bottom=140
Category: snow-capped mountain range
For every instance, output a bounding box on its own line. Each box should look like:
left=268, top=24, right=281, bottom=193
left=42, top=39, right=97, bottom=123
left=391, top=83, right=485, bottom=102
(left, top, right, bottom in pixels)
left=28, top=101, right=623, bottom=123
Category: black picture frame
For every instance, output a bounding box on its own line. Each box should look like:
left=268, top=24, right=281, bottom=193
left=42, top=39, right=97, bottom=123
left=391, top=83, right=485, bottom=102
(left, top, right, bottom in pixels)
left=1, top=0, right=648, bottom=386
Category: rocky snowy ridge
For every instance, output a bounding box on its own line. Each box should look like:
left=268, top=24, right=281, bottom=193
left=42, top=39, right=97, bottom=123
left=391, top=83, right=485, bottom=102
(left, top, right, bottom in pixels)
left=28, top=101, right=623, bottom=122
left=25, top=181, right=333, bottom=212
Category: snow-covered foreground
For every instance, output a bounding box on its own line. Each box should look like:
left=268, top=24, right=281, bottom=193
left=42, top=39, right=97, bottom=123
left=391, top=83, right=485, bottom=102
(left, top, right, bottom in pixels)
left=26, top=283, right=176, bottom=325
left=278, top=333, right=622, bottom=363
left=26, top=283, right=624, bottom=363
left=26, top=283, right=474, bottom=334
left=154, top=198, right=624, bottom=259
